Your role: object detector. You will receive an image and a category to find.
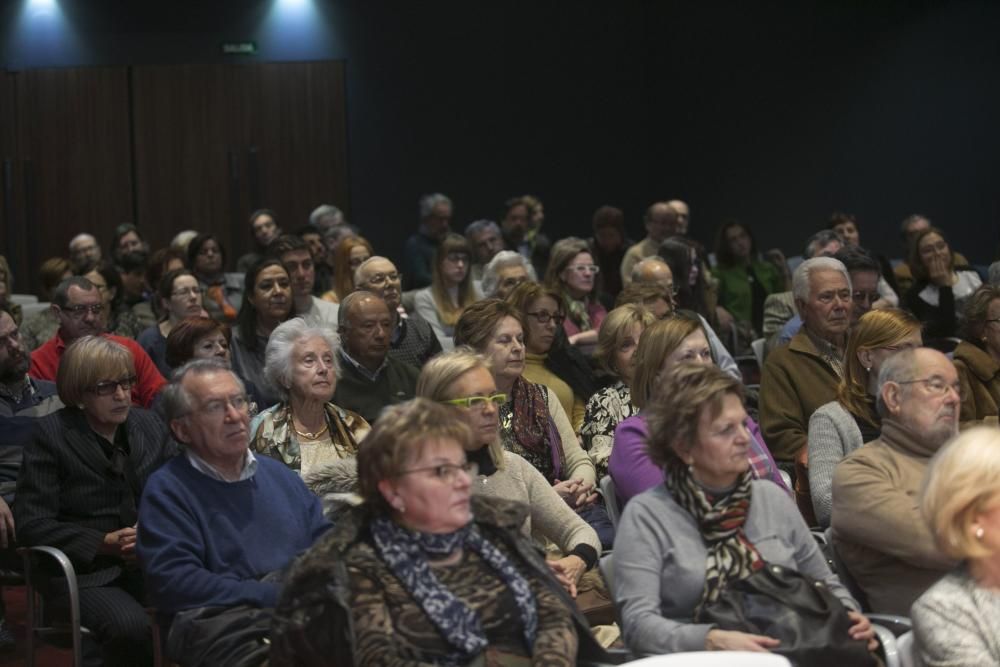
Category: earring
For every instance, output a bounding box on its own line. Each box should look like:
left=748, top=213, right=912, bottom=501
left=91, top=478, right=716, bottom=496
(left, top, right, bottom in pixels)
left=865, top=367, right=871, bottom=373
left=393, top=500, right=406, bottom=514
left=976, top=526, right=985, bottom=540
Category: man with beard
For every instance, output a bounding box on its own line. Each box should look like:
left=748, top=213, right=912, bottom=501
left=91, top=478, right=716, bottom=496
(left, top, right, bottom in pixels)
left=268, top=235, right=339, bottom=327
left=831, top=348, right=960, bottom=615
left=353, top=257, right=441, bottom=369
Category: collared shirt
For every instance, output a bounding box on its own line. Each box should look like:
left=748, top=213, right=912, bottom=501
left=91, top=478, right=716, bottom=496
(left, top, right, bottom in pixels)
left=339, top=348, right=387, bottom=383
left=185, top=448, right=258, bottom=483
left=804, top=326, right=845, bottom=380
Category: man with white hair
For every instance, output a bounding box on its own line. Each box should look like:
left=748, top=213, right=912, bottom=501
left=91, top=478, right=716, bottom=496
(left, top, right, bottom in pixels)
left=480, top=250, right=537, bottom=300
left=402, top=193, right=452, bottom=290
left=760, top=256, right=851, bottom=465
left=831, top=348, right=958, bottom=614
left=465, top=219, right=505, bottom=285
left=69, top=233, right=102, bottom=273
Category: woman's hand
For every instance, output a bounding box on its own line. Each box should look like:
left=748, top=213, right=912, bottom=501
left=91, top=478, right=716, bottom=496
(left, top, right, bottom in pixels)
left=99, top=526, right=138, bottom=561
left=547, top=555, right=586, bottom=597
left=926, top=254, right=953, bottom=287
left=705, top=629, right=780, bottom=652
left=553, top=479, right=597, bottom=508
left=847, top=610, right=878, bottom=651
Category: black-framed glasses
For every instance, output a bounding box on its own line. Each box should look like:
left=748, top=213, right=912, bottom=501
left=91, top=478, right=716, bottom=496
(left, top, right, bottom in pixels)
left=442, top=393, right=507, bottom=410
left=444, top=252, right=470, bottom=265
left=896, top=376, right=961, bottom=397
left=397, top=461, right=478, bottom=483
left=61, top=303, right=104, bottom=319
left=87, top=376, right=137, bottom=396
left=525, top=310, right=565, bottom=325
left=171, top=287, right=204, bottom=298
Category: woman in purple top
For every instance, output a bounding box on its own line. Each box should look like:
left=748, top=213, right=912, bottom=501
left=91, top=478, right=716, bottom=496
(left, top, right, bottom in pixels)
left=608, top=312, right=786, bottom=506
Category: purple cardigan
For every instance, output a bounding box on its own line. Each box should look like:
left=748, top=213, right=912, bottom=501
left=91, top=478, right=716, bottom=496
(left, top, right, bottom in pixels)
left=607, top=414, right=788, bottom=506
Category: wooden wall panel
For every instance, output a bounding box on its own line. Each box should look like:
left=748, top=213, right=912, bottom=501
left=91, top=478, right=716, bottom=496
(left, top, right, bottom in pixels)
left=0, top=73, right=24, bottom=288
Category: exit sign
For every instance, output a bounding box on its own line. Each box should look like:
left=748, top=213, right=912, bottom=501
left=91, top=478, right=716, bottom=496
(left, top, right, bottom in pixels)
left=222, top=42, right=257, bottom=55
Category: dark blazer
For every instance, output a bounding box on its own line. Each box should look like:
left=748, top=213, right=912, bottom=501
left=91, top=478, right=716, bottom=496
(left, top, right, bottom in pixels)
left=15, top=407, right=175, bottom=588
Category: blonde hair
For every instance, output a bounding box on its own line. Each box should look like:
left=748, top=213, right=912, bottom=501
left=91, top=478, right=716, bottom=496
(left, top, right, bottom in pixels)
left=837, top=308, right=921, bottom=425
left=630, top=313, right=702, bottom=409
left=57, top=336, right=136, bottom=408
left=356, top=398, right=473, bottom=513
left=922, top=426, right=1000, bottom=560
left=416, top=349, right=505, bottom=469
left=431, top=233, right=478, bottom=327
left=594, top=304, right=655, bottom=378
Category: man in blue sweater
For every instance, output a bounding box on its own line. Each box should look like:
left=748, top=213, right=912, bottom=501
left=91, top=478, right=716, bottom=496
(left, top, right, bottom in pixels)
left=137, top=360, right=330, bottom=666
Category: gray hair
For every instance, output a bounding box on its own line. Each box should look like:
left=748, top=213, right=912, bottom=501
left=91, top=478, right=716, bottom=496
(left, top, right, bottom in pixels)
left=162, top=359, right=245, bottom=425
left=419, top=193, right=452, bottom=220
left=988, top=261, right=1000, bottom=287
left=338, top=289, right=383, bottom=329
left=464, top=219, right=501, bottom=240
left=803, top=229, right=843, bottom=258
left=52, top=276, right=98, bottom=308
left=68, top=233, right=97, bottom=251
left=900, top=214, right=930, bottom=238
left=353, top=255, right=396, bottom=289
left=631, top=256, right=669, bottom=283
left=791, top=257, right=851, bottom=302
left=875, top=348, right=919, bottom=418
left=309, top=204, right=344, bottom=228
left=264, top=318, right=341, bottom=402
left=170, top=230, right=199, bottom=251
left=481, top=250, right=537, bottom=298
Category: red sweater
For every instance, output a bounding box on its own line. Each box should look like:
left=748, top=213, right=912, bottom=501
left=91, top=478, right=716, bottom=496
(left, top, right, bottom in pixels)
left=29, top=333, right=166, bottom=408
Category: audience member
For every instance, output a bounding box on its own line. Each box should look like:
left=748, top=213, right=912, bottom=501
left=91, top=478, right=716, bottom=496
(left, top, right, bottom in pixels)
left=953, top=284, right=1000, bottom=424
left=465, top=219, right=505, bottom=284
left=20, top=257, right=74, bottom=350
left=139, top=247, right=188, bottom=326
left=658, top=237, right=718, bottom=329
left=501, top=195, right=551, bottom=278
left=712, top=220, right=783, bottom=336
left=29, top=277, right=166, bottom=407
left=137, top=269, right=205, bottom=376
left=69, top=232, right=103, bottom=273
left=323, top=235, right=373, bottom=303
left=666, top=199, right=691, bottom=235
left=137, top=360, right=330, bottom=666
left=894, top=214, right=970, bottom=295
left=249, top=319, right=370, bottom=475
left=620, top=202, right=678, bottom=285
left=332, top=291, right=419, bottom=423
left=630, top=256, right=675, bottom=297
left=831, top=347, right=959, bottom=614
left=188, top=233, right=243, bottom=324
left=581, top=304, right=655, bottom=477
left=354, top=256, right=442, bottom=368
left=417, top=351, right=603, bottom=599
left=237, top=209, right=282, bottom=273
left=545, top=237, right=607, bottom=351
left=110, top=223, right=148, bottom=263
left=309, top=203, right=345, bottom=232
left=613, top=363, right=872, bottom=656
left=115, top=250, right=151, bottom=321
left=17, top=336, right=176, bottom=667
left=270, top=399, right=601, bottom=665
left=615, top=282, right=673, bottom=319
left=807, top=308, right=922, bottom=528
left=413, top=232, right=478, bottom=352
left=230, top=259, right=294, bottom=408
left=0, top=308, right=62, bottom=417
left=295, top=225, right=333, bottom=295
left=588, top=205, right=632, bottom=297
left=269, top=235, right=339, bottom=327
left=828, top=211, right=900, bottom=302
left=170, top=230, right=199, bottom=255
left=904, top=226, right=981, bottom=340
left=83, top=261, right=144, bottom=339
left=913, top=426, right=1000, bottom=665
left=481, top=250, right=536, bottom=300
left=402, top=193, right=452, bottom=290
left=608, top=314, right=784, bottom=506
left=0, top=258, right=17, bottom=327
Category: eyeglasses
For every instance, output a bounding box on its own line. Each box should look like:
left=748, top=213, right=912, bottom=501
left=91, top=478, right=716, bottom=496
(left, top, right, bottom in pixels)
left=191, top=394, right=250, bottom=417
left=87, top=376, right=137, bottom=396
left=896, top=376, right=961, bottom=397
left=566, top=264, right=600, bottom=275
left=364, top=272, right=401, bottom=287
left=445, top=252, right=470, bottom=265
left=171, top=287, right=204, bottom=298
left=442, top=393, right=507, bottom=410
left=397, top=461, right=478, bottom=483
left=60, top=303, right=104, bottom=319
left=525, top=310, right=565, bottom=325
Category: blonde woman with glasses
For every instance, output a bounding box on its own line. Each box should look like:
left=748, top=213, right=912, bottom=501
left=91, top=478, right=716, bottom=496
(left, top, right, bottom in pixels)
left=545, top=237, right=607, bottom=352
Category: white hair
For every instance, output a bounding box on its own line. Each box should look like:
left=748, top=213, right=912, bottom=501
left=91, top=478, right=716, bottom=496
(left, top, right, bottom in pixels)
left=481, top=250, right=537, bottom=298
left=264, top=318, right=341, bottom=403
left=68, top=233, right=96, bottom=250
left=419, top=193, right=452, bottom=220
left=353, top=255, right=396, bottom=289
left=791, top=257, right=851, bottom=302
left=309, top=204, right=344, bottom=228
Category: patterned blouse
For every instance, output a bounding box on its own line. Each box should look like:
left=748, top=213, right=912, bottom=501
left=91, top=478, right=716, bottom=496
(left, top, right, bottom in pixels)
left=580, top=381, right=637, bottom=478
left=250, top=402, right=370, bottom=476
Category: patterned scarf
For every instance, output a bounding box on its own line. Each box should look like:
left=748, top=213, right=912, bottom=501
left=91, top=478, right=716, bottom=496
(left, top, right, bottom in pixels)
left=499, top=377, right=557, bottom=480
left=204, top=283, right=238, bottom=321
left=370, top=516, right=538, bottom=665
left=561, top=288, right=593, bottom=332
left=250, top=402, right=368, bottom=470
left=665, top=461, right=764, bottom=617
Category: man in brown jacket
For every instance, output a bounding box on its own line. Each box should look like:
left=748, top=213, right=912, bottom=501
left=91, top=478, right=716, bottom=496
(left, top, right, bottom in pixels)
left=831, top=348, right=958, bottom=615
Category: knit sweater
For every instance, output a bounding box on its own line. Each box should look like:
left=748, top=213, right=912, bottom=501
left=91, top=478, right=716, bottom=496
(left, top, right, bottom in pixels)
left=331, top=351, right=420, bottom=424
left=524, top=353, right=586, bottom=433
left=912, top=566, right=1000, bottom=667
left=807, top=400, right=867, bottom=529
left=136, top=455, right=331, bottom=614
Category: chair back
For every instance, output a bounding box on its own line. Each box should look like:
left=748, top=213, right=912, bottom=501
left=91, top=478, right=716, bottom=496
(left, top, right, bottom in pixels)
left=896, top=631, right=915, bottom=667
left=600, top=475, right=621, bottom=529
left=19, top=545, right=87, bottom=667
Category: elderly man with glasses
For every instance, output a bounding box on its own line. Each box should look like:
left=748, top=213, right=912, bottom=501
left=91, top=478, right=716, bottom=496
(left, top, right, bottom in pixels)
left=354, top=256, right=442, bottom=369
left=137, top=360, right=330, bottom=666
left=29, top=277, right=165, bottom=407
left=831, top=347, right=960, bottom=615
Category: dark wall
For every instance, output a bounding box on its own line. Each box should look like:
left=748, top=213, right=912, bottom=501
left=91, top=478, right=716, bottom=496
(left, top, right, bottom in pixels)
left=3, top=0, right=999, bottom=268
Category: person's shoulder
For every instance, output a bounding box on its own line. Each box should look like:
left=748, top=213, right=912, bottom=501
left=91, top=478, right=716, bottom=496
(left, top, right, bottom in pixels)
left=912, top=568, right=977, bottom=619
left=128, top=406, right=165, bottom=429
left=750, top=478, right=795, bottom=508
left=136, top=325, right=162, bottom=345
left=811, top=401, right=850, bottom=422
left=386, top=354, right=420, bottom=379
left=614, top=413, right=647, bottom=437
